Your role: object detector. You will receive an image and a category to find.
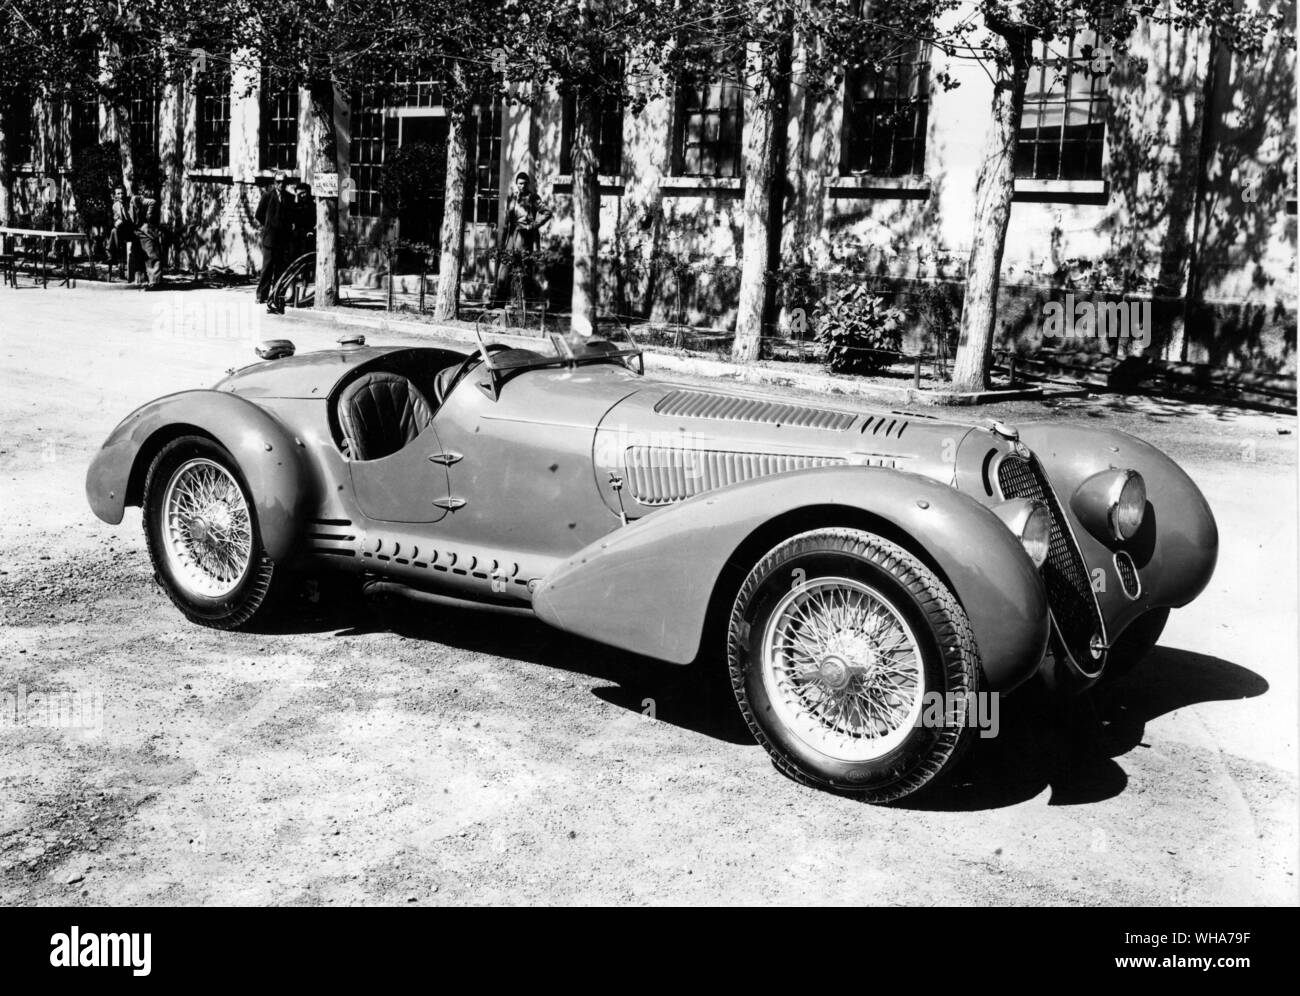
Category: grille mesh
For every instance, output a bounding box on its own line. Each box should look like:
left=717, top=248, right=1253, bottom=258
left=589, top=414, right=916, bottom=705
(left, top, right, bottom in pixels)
left=1114, top=551, right=1141, bottom=598
left=625, top=447, right=845, bottom=505
left=997, top=456, right=1105, bottom=671
left=653, top=390, right=857, bottom=431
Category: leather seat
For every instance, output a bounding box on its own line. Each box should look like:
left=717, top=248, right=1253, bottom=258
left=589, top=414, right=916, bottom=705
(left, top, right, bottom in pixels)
left=337, top=371, right=434, bottom=461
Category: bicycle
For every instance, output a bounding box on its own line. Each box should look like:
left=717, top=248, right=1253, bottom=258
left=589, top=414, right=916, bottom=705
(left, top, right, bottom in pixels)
left=267, top=251, right=316, bottom=314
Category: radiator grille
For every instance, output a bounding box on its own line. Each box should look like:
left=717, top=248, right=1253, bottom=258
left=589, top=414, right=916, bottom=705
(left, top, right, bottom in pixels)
left=1114, top=551, right=1141, bottom=599
left=625, top=447, right=845, bottom=505
left=997, top=456, right=1105, bottom=672
left=653, top=390, right=857, bottom=431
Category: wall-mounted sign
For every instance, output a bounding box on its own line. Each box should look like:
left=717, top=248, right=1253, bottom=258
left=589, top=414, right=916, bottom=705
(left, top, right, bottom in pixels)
left=312, top=173, right=339, bottom=198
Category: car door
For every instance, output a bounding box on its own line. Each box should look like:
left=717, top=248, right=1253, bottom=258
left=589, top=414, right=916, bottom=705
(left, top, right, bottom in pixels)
left=347, top=423, right=453, bottom=523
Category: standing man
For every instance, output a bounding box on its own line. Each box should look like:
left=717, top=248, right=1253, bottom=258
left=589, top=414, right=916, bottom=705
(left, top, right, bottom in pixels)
left=133, top=184, right=163, bottom=291
left=106, top=185, right=134, bottom=279
left=493, top=171, right=552, bottom=306
left=255, top=170, right=292, bottom=304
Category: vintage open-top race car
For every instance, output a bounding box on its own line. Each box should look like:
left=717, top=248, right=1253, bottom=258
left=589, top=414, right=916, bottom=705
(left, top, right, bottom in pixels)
left=86, top=329, right=1217, bottom=801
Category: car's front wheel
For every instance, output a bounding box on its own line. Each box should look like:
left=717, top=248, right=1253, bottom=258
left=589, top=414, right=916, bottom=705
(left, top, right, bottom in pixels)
left=727, top=528, right=981, bottom=802
left=142, top=435, right=280, bottom=629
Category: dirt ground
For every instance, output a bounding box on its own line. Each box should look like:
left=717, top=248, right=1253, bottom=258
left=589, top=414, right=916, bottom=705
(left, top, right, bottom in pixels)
left=1, top=285, right=1296, bottom=906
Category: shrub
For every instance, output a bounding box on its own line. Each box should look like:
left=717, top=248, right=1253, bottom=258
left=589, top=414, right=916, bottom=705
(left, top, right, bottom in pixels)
left=812, top=284, right=906, bottom=375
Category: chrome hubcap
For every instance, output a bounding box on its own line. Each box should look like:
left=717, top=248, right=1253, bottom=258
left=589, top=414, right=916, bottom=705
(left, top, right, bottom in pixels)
left=161, top=458, right=253, bottom=598
left=761, top=576, right=925, bottom=761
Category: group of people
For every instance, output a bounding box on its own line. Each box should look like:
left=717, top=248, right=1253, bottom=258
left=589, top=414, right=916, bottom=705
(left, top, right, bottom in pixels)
left=103, top=168, right=550, bottom=302
left=106, top=184, right=164, bottom=290
left=249, top=168, right=550, bottom=307
left=254, top=169, right=315, bottom=304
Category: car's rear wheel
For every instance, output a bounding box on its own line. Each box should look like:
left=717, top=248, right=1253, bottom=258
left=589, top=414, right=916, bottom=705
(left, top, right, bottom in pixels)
left=727, top=528, right=981, bottom=802
left=142, top=435, right=279, bottom=629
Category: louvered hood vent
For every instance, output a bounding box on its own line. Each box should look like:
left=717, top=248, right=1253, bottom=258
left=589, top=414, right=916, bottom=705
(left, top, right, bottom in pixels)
left=625, top=448, right=846, bottom=505
left=653, top=389, right=858, bottom=431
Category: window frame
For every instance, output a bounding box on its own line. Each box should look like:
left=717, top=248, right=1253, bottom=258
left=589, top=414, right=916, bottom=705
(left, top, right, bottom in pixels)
left=559, top=57, right=624, bottom=180
left=670, top=59, right=744, bottom=180
left=194, top=55, right=232, bottom=171
left=259, top=69, right=300, bottom=173
left=1015, top=27, right=1110, bottom=184
left=839, top=41, right=932, bottom=179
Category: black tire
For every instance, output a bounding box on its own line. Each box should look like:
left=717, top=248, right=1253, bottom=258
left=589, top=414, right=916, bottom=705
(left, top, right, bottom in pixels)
left=727, top=528, right=981, bottom=802
left=1100, top=607, right=1170, bottom=684
left=142, top=435, right=280, bottom=629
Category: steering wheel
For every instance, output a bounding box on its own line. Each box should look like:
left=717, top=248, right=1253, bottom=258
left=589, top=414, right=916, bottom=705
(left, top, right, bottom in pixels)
left=435, top=342, right=513, bottom=405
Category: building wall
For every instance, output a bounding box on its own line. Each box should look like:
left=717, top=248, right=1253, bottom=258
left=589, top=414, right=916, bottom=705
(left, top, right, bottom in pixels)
left=9, top=12, right=1296, bottom=372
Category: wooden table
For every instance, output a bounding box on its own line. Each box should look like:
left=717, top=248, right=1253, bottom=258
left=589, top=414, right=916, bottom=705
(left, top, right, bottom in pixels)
left=0, top=227, right=93, bottom=288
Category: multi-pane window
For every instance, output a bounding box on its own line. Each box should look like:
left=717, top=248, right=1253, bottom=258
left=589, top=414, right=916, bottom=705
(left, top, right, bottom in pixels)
left=127, top=80, right=160, bottom=184
left=196, top=56, right=231, bottom=169
left=561, top=58, right=623, bottom=177
left=349, top=93, right=386, bottom=217
left=561, top=92, right=623, bottom=177
left=393, top=62, right=442, bottom=108
left=841, top=43, right=930, bottom=177
left=671, top=66, right=743, bottom=178
left=348, top=91, right=500, bottom=224
left=471, top=100, right=502, bottom=224
left=1016, top=29, right=1109, bottom=181
left=260, top=70, right=299, bottom=171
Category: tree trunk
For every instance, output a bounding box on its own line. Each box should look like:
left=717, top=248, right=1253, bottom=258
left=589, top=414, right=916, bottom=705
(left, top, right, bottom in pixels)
left=569, top=89, right=599, bottom=337
left=733, top=36, right=789, bottom=362
left=434, top=99, right=469, bottom=321
left=950, top=27, right=1034, bottom=392
left=308, top=79, right=339, bottom=308
left=733, top=57, right=774, bottom=362
left=112, top=102, right=136, bottom=197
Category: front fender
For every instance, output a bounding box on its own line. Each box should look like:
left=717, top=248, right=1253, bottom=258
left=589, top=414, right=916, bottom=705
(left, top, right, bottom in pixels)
left=1018, top=423, right=1218, bottom=642
left=85, top=390, right=307, bottom=562
left=532, top=466, right=1050, bottom=691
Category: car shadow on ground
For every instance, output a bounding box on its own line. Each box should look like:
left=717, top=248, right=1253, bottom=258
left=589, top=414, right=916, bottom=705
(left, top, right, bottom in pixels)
left=902, top=646, right=1269, bottom=812
left=276, top=585, right=755, bottom=745
left=271, top=588, right=1268, bottom=807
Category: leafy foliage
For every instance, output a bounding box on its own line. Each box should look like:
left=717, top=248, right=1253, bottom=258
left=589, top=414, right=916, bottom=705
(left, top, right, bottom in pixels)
left=378, top=140, right=446, bottom=216
left=67, top=141, right=124, bottom=233
left=813, top=284, right=907, bottom=375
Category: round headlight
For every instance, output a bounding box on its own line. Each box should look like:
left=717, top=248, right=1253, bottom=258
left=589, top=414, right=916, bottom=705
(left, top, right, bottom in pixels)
left=991, top=499, right=1052, bottom=568
left=1021, top=501, right=1052, bottom=568
left=1112, top=471, right=1146, bottom=541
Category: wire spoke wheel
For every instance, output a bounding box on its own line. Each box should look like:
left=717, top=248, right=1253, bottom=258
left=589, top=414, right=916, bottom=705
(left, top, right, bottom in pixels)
left=762, top=576, right=925, bottom=762
left=728, top=528, right=980, bottom=802
left=160, top=458, right=254, bottom=598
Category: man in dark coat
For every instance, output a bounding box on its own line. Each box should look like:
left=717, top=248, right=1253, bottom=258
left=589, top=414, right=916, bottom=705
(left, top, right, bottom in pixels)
left=255, top=170, right=293, bottom=303
left=132, top=184, right=163, bottom=290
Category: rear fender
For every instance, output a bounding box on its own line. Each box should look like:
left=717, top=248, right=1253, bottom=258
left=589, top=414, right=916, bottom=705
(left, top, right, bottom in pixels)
left=85, top=390, right=307, bottom=562
left=532, top=466, right=1050, bottom=691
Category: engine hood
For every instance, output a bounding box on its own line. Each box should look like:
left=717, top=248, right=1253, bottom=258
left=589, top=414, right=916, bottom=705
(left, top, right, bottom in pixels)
left=592, top=381, right=997, bottom=518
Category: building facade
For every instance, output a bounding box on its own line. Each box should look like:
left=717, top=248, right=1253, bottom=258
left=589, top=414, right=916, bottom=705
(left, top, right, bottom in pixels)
left=4, top=13, right=1296, bottom=372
